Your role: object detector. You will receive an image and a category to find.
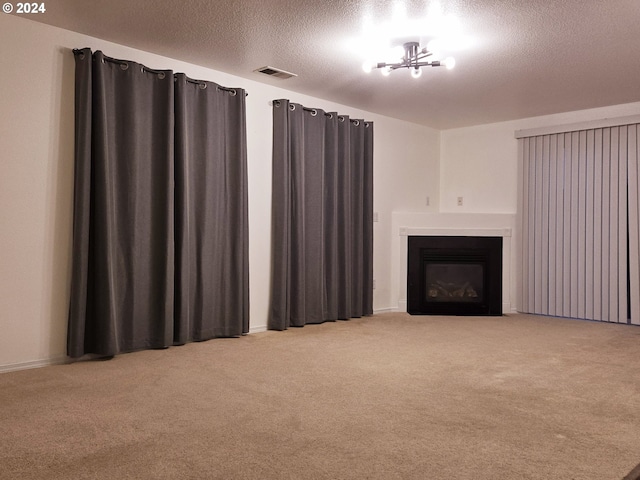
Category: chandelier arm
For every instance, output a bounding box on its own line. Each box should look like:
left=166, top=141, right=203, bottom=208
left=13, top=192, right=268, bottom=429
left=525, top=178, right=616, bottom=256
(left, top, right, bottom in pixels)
left=415, top=52, right=433, bottom=62
left=367, top=41, right=452, bottom=73
left=374, top=60, right=442, bottom=69
left=374, top=62, right=404, bottom=70
left=374, top=60, right=444, bottom=69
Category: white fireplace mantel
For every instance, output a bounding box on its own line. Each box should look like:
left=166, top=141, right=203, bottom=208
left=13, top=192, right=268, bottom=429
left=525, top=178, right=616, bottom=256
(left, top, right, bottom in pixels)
left=390, top=213, right=517, bottom=313
left=399, top=227, right=512, bottom=238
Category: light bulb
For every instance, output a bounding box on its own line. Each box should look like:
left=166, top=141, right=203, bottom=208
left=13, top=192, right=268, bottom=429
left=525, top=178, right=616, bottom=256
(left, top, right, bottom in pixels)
left=410, top=67, right=422, bottom=79
left=381, top=66, right=392, bottom=77
left=444, top=56, right=456, bottom=70
left=362, top=61, right=373, bottom=73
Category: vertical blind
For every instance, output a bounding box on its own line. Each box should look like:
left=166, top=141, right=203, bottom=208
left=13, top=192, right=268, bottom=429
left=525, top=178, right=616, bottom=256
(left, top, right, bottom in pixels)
left=518, top=123, right=640, bottom=325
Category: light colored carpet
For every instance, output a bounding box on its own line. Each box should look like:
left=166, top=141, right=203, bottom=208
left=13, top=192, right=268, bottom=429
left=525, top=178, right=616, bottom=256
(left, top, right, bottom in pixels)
left=1, top=312, right=640, bottom=479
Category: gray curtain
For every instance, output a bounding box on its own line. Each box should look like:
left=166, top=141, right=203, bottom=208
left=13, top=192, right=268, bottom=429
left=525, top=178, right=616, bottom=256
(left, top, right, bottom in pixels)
left=174, top=74, right=249, bottom=343
left=68, top=49, right=248, bottom=358
left=269, top=99, right=373, bottom=330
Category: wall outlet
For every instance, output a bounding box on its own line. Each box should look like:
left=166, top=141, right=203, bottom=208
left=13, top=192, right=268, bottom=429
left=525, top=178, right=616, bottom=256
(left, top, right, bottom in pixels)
left=457, top=196, right=464, bottom=206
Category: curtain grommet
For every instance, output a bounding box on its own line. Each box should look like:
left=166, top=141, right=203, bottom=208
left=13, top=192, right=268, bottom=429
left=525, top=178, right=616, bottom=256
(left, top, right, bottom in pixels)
left=157, top=72, right=165, bottom=80
left=310, top=109, right=317, bottom=116
left=229, top=89, right=237, bottom=96
left=199, top=83, right=207, bottom=89
left=353, top=120, right=360, bottom=126
left=120, top=63, right=128, bottom=71
left=289, top=104, right=296, bottom=111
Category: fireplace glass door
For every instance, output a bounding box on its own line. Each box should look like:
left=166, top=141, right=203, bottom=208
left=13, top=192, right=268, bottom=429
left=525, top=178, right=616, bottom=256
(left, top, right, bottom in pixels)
left=424, top=262, right=484, bottom=304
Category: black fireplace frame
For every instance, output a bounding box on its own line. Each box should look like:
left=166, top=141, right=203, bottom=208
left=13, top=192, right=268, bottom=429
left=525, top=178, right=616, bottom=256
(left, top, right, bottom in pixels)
left=407, top=236, right=502, bottom=316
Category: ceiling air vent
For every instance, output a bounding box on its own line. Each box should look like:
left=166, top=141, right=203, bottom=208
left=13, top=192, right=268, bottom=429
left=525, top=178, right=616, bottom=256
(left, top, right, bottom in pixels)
left=253, top=66, right=297, bottom=79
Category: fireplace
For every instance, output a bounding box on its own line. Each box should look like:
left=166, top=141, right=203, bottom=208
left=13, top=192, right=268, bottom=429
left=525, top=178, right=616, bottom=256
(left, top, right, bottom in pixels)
left=407, top=236, right=502, bottom=315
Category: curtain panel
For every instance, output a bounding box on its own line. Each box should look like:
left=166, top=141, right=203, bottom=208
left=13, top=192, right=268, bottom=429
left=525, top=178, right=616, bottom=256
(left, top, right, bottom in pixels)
left=68, top=49, right=249, bottom=358
left=269, top=99, right=373, bottom=330
left=174, top=74, right=249, bottom=344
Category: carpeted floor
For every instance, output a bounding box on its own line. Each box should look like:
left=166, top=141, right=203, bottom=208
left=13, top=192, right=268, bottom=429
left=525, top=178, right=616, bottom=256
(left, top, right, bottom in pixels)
left=1, top=312, right=640, bottom=480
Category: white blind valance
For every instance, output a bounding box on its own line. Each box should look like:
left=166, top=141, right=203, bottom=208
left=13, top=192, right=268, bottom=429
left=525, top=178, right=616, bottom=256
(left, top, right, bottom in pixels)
left=515, top=114, right=640, bottom=139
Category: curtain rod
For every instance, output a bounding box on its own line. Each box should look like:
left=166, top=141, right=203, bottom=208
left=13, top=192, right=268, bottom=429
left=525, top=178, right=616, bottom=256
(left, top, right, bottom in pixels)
left=272, top=100, right=370, bottom=126
left=184, top=78, right=247, bottom=97
left=72, top=49, right=248, bottom=97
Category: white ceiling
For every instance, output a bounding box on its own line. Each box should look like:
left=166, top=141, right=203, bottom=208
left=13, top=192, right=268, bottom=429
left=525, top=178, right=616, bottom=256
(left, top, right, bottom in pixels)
left=23, top=0, right=640, bottom=129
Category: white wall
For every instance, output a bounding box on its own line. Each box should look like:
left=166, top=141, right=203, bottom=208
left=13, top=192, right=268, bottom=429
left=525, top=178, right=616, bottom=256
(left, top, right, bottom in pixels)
left=440, top=102, right=640, bottom=214
left=373, top=121, right=440, bottom=310
left=0, top=14, right=440, bottom=370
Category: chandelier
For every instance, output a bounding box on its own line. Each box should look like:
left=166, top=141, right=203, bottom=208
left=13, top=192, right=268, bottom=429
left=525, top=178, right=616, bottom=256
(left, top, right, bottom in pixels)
left=362, top=41, right=455, bottom=79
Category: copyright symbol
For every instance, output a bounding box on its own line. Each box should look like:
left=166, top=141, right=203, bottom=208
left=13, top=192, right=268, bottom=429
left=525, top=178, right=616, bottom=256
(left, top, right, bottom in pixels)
left=2, top=3, right=13, bottom=13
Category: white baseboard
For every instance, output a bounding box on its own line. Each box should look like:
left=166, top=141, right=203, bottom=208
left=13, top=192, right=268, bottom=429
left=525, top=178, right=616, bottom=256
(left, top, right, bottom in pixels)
left=249, top=325, right=268, bottom=334
left=373, top=307, right=399, bottom=314
left=0, top=356, right=68, bottom=374
left=503, top=302, right=516, bottom=314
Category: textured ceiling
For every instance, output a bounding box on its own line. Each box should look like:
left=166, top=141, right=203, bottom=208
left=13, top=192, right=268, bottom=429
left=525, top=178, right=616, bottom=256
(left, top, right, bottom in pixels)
left=20, top=0, right=640, bottom=129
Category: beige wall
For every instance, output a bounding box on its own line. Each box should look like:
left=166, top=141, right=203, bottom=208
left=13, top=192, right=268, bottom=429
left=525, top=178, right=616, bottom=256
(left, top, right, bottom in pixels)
left=0, top=14, right=440, bottom=369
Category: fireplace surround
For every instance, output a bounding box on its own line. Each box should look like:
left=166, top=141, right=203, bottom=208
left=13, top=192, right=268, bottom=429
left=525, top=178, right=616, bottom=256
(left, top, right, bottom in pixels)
left=407, top=236, right=502, bottom=315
